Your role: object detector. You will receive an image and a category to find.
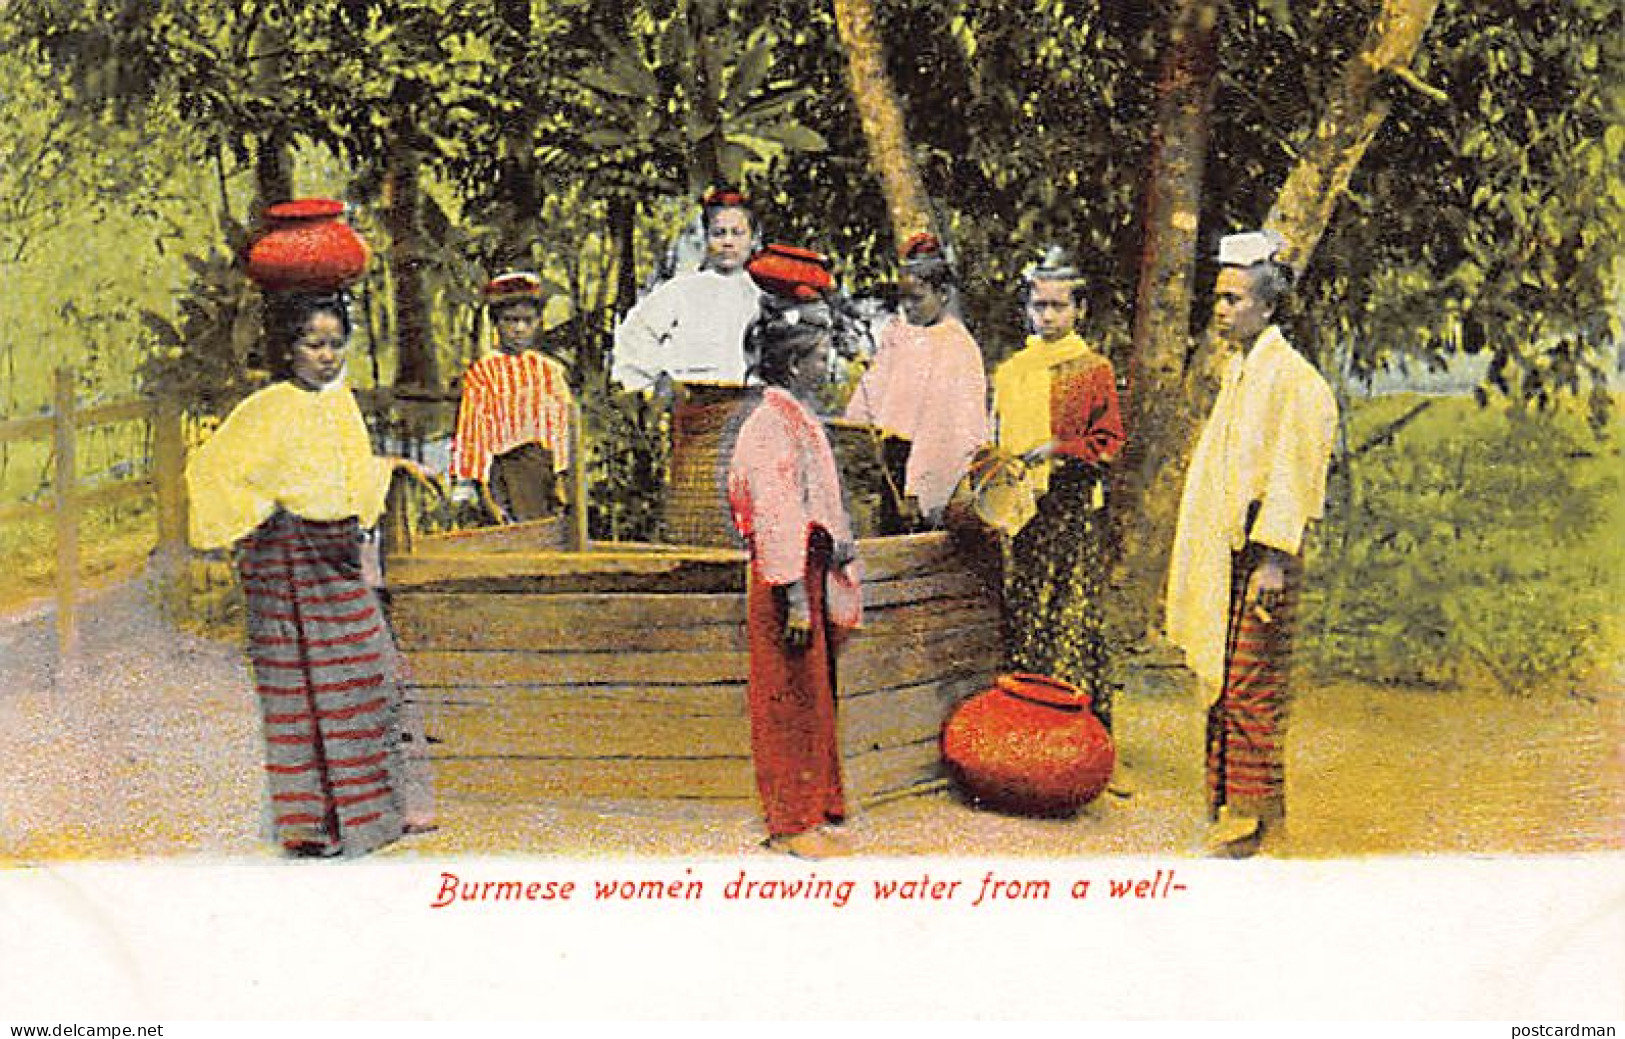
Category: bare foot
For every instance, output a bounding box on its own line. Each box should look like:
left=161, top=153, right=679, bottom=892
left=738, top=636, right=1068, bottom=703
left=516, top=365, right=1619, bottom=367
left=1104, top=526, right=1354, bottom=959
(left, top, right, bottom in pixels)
left=767, top=829, right=854, bottom=859
left=1204, top=808, right=1263, bottom=858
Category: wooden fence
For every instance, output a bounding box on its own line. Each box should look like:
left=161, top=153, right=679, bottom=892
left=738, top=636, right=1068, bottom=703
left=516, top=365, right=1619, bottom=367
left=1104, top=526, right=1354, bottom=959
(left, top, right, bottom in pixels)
left=0, top=373, right=590, bottom=674
left=0, top=368, right=188, bottom=665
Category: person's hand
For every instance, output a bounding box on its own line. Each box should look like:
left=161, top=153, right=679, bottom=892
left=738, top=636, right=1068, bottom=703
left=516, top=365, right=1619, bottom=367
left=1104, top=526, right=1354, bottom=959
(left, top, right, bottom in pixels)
left=1020, top=440, right=1056, bottom=466
left=831, top=540, right=858, bottom=568
left=783, top=580, right=812, bottom=650
left=652, top=372, right=676, bottom=408
left=922, top=505, right=945, bottom=529
left=1246, top=556, right=1286, bottom=623
left=391, top=457, right=444, bottom=497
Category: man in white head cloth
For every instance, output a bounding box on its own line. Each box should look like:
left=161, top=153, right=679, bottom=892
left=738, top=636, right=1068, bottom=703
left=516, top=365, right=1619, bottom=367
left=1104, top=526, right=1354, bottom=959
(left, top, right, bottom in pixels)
left=1165, top=230, right=1339, bottom=857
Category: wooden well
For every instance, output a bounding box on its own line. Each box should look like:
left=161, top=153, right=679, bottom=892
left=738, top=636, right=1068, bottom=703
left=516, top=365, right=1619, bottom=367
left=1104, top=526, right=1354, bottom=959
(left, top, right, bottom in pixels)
left=385, top=526, right=1003, bottom=806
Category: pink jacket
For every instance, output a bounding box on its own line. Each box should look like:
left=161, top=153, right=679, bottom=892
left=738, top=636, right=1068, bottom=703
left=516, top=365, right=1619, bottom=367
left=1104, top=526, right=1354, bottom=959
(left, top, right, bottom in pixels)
left=728, top=387, right=862, bottom=628
left=844, top=315, right=989, bottom=514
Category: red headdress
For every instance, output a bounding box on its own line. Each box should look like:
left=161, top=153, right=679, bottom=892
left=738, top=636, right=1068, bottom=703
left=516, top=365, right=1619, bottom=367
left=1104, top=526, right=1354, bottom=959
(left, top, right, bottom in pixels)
left=701, top=186, right=751, bottom=210
left=746, top=243, right=834, bottom=302
left=482, top=271, right=547, bottom=307
left=901, top=231, right=944, bottom=262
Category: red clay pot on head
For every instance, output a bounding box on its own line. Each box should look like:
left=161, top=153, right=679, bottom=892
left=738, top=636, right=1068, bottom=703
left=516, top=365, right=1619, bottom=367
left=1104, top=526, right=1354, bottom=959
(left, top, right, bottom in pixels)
left=747, top=243, right=834, bottom=300
left=245, top=199, right=371, bottom=292
left=941, top=672, right=1115, bottom=817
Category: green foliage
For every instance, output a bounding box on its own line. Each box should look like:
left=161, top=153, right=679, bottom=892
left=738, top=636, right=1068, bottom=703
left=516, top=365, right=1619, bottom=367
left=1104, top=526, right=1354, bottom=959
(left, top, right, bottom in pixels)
left=1, top=0, right=1620, bottom=612
left=136, top=216, right=263, bottom=416
left=750, top=0, right=1160, bottom=363
left=578, top=370, right=669, bottom=542
left=1303, top=397, right=1620, bottom=693
left=6, top=0, right=1616, bottom=402
left=887, top=0, right=1158, bottom=362
left=1286, top=0, right=1623, bottom=428
left=0, top=25, right=238, bottom=424
left=558, top=11, right=827, bottom=201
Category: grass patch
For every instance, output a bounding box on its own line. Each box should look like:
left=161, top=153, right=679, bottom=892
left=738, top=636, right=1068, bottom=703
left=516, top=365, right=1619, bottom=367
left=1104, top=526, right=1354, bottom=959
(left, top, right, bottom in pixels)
left=1302, top=393, right=1622, bottom=695
left=0, top=499, right=161, bottom=613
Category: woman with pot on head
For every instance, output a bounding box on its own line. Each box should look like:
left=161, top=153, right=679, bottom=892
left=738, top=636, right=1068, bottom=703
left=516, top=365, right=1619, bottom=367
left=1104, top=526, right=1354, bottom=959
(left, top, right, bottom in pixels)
left=843, top=232, right=989, bottom=530
left=448, top=271, right=575, bottom=524
left=186, top=205, right=437, bottom=857
left=727, top=247, right=862, bottom=859
left=991, top=249, right=1128, bottom=793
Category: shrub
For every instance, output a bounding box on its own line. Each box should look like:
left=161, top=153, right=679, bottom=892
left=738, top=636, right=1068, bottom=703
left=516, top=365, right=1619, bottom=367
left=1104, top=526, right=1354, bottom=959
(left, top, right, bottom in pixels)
left=1301, top=399, right=1618, bottom=694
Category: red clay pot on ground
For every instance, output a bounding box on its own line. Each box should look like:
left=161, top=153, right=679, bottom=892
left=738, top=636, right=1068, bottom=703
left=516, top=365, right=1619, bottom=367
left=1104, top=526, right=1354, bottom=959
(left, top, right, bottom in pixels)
left=245, top=199, right=370, bottom=292
left=941, top=671, right=1115, bottom=816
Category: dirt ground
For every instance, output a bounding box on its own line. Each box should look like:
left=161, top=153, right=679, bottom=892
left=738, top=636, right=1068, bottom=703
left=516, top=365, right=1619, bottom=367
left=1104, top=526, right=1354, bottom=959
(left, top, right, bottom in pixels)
left=1, top=575, right=1620, bottom=865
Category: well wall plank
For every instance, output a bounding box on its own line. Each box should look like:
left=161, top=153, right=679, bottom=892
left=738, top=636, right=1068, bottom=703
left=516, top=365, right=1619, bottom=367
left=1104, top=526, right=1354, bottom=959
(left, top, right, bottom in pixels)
left=431, top=756, right=756, bottom=802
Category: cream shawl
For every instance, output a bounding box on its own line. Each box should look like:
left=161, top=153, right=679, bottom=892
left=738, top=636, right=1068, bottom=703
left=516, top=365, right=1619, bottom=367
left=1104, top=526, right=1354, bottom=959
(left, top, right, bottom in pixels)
left=1165, top=326, right=1339, bottom=699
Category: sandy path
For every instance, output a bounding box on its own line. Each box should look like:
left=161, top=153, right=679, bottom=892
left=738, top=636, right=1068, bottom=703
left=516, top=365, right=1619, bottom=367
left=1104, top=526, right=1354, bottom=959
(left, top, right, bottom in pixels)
left=1, top=576, right=1619, bottom=864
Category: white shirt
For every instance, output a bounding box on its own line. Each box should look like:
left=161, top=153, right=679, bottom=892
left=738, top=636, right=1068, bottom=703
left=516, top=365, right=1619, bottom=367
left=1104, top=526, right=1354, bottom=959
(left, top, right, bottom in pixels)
left=611, top=268, right=762, bottom=390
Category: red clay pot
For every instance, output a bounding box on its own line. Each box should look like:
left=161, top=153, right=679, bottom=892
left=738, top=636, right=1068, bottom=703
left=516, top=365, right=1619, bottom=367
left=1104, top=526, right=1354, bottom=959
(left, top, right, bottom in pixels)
left=245, top=199, right=370, bottom=292
left=941, top=672, right=1115, bottom=816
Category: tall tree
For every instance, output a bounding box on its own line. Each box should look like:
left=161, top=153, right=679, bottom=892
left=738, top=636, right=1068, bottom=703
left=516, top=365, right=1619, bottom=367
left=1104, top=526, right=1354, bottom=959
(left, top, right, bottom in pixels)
left=1264, top=0, right=1443, bottom=275
left=12, top=0, right=308, bottom=218
left=381, top=129, right=438, bottom=390
left=1114, top=0, right=1224, bottom=639
left=306, top=0, right=501, bottom=392
left=1116, top=0, right=1445, bottom=640
left=249, top=14, right=294, bottom=211
left=489, top=0, right=544, bottom=258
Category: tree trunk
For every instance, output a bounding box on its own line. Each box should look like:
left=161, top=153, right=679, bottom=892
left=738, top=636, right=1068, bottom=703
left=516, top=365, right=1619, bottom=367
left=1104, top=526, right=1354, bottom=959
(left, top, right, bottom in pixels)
left=1113, top=0, right=1223, bottom=641
left=252, top=133, right=293, bottom=213
left=607, top=193, right=638, bottom=369
left=831, top=0, right=933, bottom=250
left=495, top=0, right=541, bottom=260
left=1266, top=0, right=1442, bottom=277
left=684, top=0, right=726, bottom=193
left=249, top=18, right=294, bottom=361
left=383, top=136, right=438, bottom=391
left=250, top=18, right=293, bottom=213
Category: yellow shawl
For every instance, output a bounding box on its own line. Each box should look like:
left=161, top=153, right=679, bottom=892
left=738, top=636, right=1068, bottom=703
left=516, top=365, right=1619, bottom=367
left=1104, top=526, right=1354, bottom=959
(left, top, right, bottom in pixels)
left=992, top=331, right=1093, bottom=493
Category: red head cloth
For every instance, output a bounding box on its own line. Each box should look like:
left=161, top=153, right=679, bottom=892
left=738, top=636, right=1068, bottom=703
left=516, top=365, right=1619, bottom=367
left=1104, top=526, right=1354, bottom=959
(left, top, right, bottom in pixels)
left=245, top=199, right=371, bottom=292
left=702, top=187, right=751, bottom=210
left=747, top=243, right=835, bottom=301
left=901, top=232, right=943, bottom=262
left=482, top=271, right=546, bottom=307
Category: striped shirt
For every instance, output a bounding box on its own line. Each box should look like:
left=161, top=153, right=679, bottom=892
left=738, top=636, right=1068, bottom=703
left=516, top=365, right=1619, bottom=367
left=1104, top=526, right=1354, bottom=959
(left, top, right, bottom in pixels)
left=449, top=350, right=574, bottom=482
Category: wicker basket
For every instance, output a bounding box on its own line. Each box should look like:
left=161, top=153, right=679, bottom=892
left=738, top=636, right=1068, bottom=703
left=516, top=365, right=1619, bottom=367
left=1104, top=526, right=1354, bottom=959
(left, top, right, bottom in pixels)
left=661, top=382, right=749, bottom=548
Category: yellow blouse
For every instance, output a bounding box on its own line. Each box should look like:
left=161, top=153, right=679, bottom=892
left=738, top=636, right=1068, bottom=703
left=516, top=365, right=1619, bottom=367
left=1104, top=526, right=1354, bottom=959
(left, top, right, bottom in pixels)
left=185, top=380, right=395, bottom=550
